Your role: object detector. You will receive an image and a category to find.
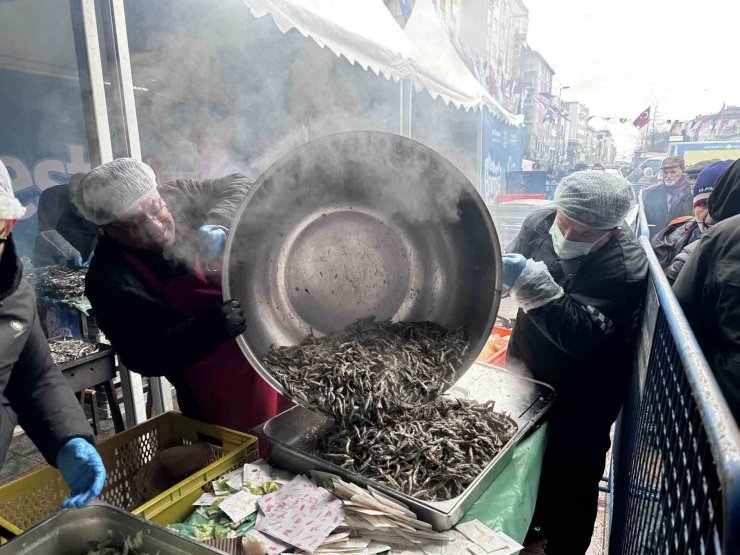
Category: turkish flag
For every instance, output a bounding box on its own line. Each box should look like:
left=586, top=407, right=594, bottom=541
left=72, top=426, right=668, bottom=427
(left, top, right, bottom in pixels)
left=633, top=106, right=651, bottom=128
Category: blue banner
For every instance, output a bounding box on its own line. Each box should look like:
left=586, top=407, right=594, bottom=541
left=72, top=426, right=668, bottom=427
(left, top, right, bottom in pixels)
left=481, top=111, right=522, bottom=203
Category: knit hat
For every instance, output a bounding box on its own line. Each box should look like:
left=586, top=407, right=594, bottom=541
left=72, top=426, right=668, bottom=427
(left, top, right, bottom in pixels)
left=554, top=171, right=635, bottom=229
left=71, top=158, right=158, bottom=225
left=0, top=160, right=26, bottom=220
left=693, top=160, right=733, bottom=206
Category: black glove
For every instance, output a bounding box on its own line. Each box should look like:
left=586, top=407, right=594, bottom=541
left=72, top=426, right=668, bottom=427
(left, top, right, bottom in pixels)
left=197, top=299, right=247, bottom=341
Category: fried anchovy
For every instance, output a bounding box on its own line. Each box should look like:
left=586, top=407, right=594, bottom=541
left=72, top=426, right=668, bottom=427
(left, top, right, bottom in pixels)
left=49, top=338, right=100, bottom=364
left=25, top=266, right=87, bottom=300
left=263, top=317, right=519, bottom=501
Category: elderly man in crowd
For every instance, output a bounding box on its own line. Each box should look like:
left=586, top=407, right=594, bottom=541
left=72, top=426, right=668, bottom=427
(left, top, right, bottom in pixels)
left=642, top=156, right=693, bottom=237
left=0, top=161, right=105, bottom=508
left=651, top=160, right=734, bottom=283
left=72, top=158, right=291, bottom=435
left=502, top=172, right=648, bottom=554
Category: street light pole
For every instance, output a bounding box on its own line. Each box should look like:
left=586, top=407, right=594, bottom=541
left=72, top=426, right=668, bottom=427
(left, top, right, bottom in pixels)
left=556, top=85, right=570, bottom=170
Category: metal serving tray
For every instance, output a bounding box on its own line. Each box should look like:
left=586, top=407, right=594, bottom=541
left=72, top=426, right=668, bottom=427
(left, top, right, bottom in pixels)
left=253, top=362, right=554, bottom=531
left=0, top=503, right=225, bottom=554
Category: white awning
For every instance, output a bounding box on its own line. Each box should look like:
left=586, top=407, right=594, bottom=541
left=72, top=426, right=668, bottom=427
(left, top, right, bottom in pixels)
left=404, top=0, right=522, bottom=125
left=240, top=0, right=522, bottom=123
left=241, top=0, right=415, bottom=80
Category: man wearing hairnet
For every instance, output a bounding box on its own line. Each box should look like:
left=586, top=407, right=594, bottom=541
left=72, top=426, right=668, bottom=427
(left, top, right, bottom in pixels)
left=502, top=172, right=648, bottom=554
left=72, top=159, right=291, bottom=434
left=0, top=161, right=105, bottom=508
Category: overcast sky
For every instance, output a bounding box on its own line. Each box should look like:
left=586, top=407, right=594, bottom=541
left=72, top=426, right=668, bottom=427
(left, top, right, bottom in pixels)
left=525, top=0, right=739, bottom=156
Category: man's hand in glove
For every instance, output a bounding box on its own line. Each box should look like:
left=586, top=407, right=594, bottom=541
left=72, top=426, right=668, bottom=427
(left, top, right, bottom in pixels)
left=199, top=299, right=247, bottom=340
left=197, top=224, right=228, bottom=265
left=502, top=253, right=528, bottom=287
left=56, top=438, right=106, bottom=509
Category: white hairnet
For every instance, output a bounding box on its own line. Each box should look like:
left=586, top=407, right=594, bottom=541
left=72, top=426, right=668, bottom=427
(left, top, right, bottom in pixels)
left=0, top=160, right=26, bottom=220
left=554, top=171, right=635, bottom=229
left=71, top=158, right=158, bottom=225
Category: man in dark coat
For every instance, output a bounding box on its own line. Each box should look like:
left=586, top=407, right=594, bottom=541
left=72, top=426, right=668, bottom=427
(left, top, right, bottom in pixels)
left=32, top=175, right=98, bottom=267
left=642, top=156, right=693, bottom=238
left=0, top=161, right=104, bottom=508
left=673, top=158, right=740, bottom=423
left=502, top=171, right=648, bottom=554
left=651, top=160, right=734, bottom=284
left=72, top=159, right=291, bottom=435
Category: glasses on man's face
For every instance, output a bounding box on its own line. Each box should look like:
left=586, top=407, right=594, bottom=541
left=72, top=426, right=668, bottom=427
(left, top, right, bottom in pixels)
left=111, top=200, right=168, bottom=233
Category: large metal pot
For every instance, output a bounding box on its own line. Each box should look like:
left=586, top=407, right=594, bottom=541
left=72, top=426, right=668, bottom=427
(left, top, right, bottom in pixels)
left=224, top=131, right=502, bottom=400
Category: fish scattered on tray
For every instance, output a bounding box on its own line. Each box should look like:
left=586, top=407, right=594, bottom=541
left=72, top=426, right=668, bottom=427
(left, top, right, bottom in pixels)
left=263, top=317, right=518, bottom=501
left=49, top=338, right=100, bottom=364
left=25, top=265, right=87, bottom=300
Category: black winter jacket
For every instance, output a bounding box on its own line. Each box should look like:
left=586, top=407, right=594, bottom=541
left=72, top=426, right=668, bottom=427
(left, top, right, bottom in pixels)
left=642, top=180, right=694, bottom=238
left=0, top=237, right=93, bottom=467
left=650, top=216, right=698, bottom=269
left=665, top=240, right=699, bottom=285
left=506, top=208, right=648, bottom=452
left=84, top=174, right=252, bottom=418
left=674, top=159, right=740, bottom=422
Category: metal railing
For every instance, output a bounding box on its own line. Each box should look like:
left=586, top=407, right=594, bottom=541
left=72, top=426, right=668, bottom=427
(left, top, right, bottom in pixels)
left=609, top=206, right=740, bottom=553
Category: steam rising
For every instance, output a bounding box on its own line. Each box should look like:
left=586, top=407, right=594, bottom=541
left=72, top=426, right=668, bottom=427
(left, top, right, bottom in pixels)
left=125, top=0, right=480, bottom=189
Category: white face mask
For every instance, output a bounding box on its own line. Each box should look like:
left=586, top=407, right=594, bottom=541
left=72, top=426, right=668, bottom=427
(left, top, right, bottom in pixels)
left=549, top=222, right=610, bottom=259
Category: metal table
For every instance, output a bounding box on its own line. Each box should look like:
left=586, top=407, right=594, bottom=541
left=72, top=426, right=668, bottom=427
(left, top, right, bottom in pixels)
left=56, top=345, right=125, bottom=433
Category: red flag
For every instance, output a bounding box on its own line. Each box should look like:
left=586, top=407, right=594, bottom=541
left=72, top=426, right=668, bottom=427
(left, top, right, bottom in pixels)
left=669, top=120, right=682, bottom=135
left=633, top=106, right=650, bottom=128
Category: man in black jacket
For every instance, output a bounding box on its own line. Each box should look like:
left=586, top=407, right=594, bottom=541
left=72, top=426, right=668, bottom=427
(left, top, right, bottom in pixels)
left=0, top=161, right=104, bottom=508
left=32, top=175, right=98, bottom=267
left=674, top=158, right=740, bottom=423
left=72, top=159, right=290, bottom=434
left=642, top=156, right=693, bottom=238
left=502, top=171, right=648, bottom=554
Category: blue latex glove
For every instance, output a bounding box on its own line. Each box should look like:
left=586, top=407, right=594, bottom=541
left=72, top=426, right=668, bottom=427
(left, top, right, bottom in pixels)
left=197, top=225, right=228, bottom=266
left=56, top=438, right=106, bottom=509
left=502, top=253, right=528, bottom=287
left=71, top=255, right=89, bottom=268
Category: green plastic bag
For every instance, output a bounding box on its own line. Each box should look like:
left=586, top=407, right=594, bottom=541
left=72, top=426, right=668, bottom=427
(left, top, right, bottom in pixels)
left=460, top=424, right=548, bottom=544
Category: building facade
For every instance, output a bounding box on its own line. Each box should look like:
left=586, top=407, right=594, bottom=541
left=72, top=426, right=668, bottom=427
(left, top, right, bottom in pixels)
left=564, top=101, right=590, bottom=167
left=520, top=46, right=556, bottom=167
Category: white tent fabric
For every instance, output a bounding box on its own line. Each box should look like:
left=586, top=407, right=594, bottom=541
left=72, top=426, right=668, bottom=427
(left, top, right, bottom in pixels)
left=240, top=0, right=522, bottom=123
left=404, top=0, right=522, bottom=125
left=241, top=0, right=415, bottom=80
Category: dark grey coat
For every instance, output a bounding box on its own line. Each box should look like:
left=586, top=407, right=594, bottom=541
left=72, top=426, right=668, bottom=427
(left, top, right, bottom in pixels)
left=641, top=180, right=694, bottom=238
left=0, top=237, right=93, bottom=467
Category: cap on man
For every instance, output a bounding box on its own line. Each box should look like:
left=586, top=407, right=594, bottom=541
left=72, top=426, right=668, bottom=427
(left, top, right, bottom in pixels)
left=501, top=171, right=647, bottom=554
left=641, top=155, right=693, bottom=238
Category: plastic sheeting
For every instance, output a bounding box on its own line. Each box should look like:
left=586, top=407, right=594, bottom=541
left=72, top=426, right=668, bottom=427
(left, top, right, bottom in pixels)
left=462, top=424, right=548, bottom=544
left=240, top=0, right=521, bottom=123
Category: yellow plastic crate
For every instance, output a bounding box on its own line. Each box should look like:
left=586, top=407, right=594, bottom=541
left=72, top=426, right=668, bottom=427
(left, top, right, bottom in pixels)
left=133, top=442, right=258, bottom=526
left=0, top=412, right=257, bottom=535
